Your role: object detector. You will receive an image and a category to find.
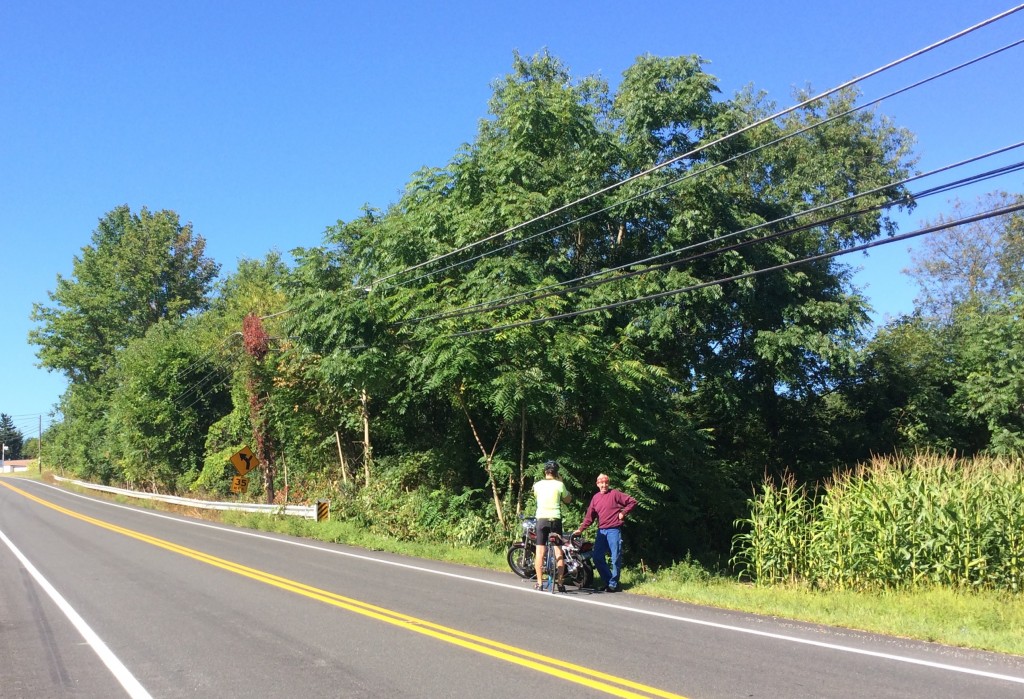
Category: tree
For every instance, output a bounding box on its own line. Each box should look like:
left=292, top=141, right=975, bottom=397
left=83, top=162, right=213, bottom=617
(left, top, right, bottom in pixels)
left=196, top=255, right=289, bottom=499
left=29, top=205, right=220, bottom=383
left=847, top=193, right=1024, bottom=458
left=106, top=318, right=233, bottom=491
left=905, top=193, right=1024, bottom=322
left=0, top=414, right=24, bottom=459
left=282, top=50, right=916, bottom=560
left=847, top=316, right=987, bottom=457
left=955, top=290, right=1024, bottom=455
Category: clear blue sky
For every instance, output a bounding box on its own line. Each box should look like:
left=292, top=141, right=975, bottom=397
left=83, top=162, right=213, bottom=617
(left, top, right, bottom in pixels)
left=2, top=1, right=1022, bottom=436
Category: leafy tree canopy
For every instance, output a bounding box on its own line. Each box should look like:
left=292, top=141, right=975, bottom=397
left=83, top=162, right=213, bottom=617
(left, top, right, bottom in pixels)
left=906, top=192, right=1024, bottom=322
left=30, top=205, right=220, bottom=383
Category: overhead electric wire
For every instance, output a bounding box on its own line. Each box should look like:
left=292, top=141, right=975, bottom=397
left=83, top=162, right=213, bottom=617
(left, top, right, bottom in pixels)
left=8, top=415, right=51, bottom=434
left=395, top=144, right=1024, bottom=327
left=179, top=369, right=237, bottom=413
left=171, top=363, right=230, bottom=407
left=388, top=35, right=1024, bottom=291
left=168, top=341, right=243, bottom=409
left=164, top=331, right=242, bottom=390
left=447, top=201, right=1024, bottom=339
left=369, top=4, right=1024, bottom=289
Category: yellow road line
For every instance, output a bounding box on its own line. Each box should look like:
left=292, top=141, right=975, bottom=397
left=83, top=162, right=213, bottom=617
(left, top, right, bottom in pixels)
left=2, top=481, right=687, bottom=699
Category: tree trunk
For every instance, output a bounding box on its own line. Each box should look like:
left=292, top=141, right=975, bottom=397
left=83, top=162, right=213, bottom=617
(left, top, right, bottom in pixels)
left=335, top=430, right=349, bottom=485
left=516, top=404, right=527, bottom=516
left=361, top=388, right=372, bottom=487
left=458, top=390, right=505, bottom=528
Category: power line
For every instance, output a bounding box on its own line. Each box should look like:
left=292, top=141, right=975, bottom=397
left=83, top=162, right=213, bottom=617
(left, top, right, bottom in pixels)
left=168, top=340, right=243, bottom=410
left=395, top=144, right=1024, bottom=327
left=388, top=36, right=1024, bottom=291
left=447, top=201, right=1024, bottom=338
left=166, top=331, right=242, bottom=388
left=369, top=4, right=1024, bottom=289
left=179, top=367, right=237, bottom=413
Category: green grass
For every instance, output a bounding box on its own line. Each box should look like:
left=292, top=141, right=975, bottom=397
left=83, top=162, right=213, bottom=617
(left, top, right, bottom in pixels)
left=627, top=563, right=1024, bottom=655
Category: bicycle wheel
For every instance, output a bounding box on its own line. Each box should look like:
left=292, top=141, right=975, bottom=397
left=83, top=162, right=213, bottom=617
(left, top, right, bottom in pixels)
left=546, top=545, right=558, bottom=593
left=506, top=544, right=536, bottom=579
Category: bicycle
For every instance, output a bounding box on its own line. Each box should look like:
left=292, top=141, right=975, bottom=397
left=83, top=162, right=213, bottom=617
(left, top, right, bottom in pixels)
left=538, top=531, right=566, bottom=593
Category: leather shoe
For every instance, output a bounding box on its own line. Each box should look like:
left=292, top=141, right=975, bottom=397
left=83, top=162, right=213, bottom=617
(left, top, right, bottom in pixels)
left=601, top=585, right=620, bottom=593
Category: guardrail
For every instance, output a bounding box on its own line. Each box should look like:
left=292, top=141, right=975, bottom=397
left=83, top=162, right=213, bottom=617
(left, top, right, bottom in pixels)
left=53, top=476, right=317, bottom=519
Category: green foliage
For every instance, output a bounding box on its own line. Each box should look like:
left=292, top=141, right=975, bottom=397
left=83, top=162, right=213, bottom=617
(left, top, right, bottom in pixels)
left=847, top=201, right=1024, bottom=460
left=906, top=193, right=1024, bottom=321
left=733, top=453, right=1024, bottom=592
left=106, top=319, right=232, bottom=491
left=277, top=50, right=918, bottom=563
left=0, top=414, right=24, bottom=459
left=22, top=437, right=39, bottom=460
left=30, top=205, right=219, bottom=383
left=325, top=452, right=506, bottom=548
left=846, top=316, right=985, bottom=457
left=42, top=381, right=117, bottom=481
left=954, top=290, right=1024, bottom=455
left=34, top=51, right=974, bottom=572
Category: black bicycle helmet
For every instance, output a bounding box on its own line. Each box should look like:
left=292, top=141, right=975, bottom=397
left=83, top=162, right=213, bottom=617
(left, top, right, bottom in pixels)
left=543, top=460, right=559, bottom=475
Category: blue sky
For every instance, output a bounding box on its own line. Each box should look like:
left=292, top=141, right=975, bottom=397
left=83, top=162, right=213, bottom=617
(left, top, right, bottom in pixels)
left=2, top=1, right=1022, bottom=437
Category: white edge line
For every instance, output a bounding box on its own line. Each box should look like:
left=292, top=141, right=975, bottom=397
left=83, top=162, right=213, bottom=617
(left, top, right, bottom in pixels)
left=0, top=526, right=153, bottom=699
left=27, top=480, right=1024, bottom=687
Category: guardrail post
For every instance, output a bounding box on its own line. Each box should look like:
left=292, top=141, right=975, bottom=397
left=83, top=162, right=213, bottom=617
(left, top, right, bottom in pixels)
left=316, top=499, right=330, bottom=522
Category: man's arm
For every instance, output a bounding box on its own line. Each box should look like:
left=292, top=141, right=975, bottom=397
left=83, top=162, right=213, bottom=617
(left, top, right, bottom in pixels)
left=617, top=490, right=637, bottom=518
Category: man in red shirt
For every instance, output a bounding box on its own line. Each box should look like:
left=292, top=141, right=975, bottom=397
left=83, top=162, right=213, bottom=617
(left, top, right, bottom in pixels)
left=574, top=474, right=637, bottom=592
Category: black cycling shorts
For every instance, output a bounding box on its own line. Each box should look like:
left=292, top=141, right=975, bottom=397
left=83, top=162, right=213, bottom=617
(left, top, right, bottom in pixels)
left=536, top=518, right=563, bottom=544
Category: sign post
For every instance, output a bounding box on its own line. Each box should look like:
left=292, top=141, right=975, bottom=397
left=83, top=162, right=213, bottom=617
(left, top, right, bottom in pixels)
left=316, top=499, right=330, bottom=522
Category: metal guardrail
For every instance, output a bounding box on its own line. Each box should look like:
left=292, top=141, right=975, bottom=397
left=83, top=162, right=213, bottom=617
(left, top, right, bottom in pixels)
left=53, top=476, right=317, bottom=519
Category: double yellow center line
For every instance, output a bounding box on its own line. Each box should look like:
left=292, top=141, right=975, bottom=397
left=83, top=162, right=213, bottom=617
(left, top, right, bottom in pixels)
left=2, top=481, right=687, bottom=699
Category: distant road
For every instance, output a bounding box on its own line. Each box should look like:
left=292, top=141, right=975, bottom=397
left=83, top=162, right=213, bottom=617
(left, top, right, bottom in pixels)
left=2, top=478, right=1023, bottom=698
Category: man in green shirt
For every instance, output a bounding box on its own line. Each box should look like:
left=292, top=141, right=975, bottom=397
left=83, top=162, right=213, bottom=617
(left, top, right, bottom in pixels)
left=532, top=460, right=572, bottom=591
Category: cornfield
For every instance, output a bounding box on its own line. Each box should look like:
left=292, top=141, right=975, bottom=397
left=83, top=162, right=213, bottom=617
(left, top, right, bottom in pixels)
left=732, top=454, right=1024, bottom=592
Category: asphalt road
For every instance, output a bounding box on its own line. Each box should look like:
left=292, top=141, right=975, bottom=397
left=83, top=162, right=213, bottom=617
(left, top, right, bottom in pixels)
left=2, top=477, right=1023, bottom=698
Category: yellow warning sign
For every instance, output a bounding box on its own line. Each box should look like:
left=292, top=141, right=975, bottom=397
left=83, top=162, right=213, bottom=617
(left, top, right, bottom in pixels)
left=229, top=446, right=260, bottom=476
left=231, top=476, right=249, bottom=493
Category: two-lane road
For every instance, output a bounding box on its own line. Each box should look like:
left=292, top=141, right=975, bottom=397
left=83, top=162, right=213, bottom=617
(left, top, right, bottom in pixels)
left=2, top=478, right=1022, bottom=698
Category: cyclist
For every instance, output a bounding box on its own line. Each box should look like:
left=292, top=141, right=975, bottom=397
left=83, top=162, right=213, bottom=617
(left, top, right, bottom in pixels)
left=532, top=460, right=572, bottom=591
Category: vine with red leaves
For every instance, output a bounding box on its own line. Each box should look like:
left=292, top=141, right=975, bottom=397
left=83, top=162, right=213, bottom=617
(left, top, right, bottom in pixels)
left=243, top=313, right=275, bottom=503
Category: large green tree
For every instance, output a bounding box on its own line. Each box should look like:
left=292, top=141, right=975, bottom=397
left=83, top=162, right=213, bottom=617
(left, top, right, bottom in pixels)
left=105, top=318, right=233, bottom=491
left=285, top=50, right=915, bottom=558
left=30, top=205, right=220, bottom=383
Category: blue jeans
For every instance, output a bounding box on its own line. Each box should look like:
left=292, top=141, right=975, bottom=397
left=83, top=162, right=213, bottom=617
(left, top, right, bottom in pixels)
left=593, top=527, right=623, bottom=589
